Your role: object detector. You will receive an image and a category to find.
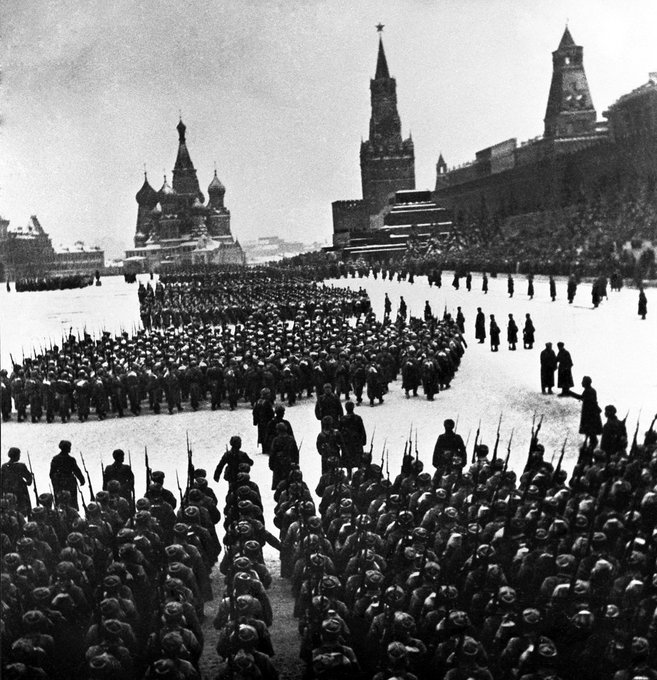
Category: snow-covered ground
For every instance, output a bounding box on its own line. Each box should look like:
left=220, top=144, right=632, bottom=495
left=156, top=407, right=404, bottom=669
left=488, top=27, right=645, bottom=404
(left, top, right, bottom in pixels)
left=1, top=272, right=655, bottom=563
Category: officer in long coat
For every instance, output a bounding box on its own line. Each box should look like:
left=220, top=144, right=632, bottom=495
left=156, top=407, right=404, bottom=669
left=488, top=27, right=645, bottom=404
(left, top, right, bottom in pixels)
left=539, top=343, right=557, bottom=394
left=49, top=440, right=85, bottom=510
left=523, top=314, right=535, bottom=349
left=475, top=309, right=486, bottom=344
left=339, top=401, right=367, bottom=473
left=574, top=376, right=603, bottom=449
left=556, top=342, right=574, bottom=396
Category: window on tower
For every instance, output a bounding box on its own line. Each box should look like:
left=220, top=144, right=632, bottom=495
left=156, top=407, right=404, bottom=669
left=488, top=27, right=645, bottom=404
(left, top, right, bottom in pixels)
left=564, top=57, right=570, bottom=65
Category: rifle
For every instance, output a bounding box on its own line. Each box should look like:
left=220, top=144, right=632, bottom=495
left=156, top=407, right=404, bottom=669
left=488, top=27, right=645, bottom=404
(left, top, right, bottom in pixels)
left=186, top=431, right=194, bottom=492
left=553, top=435, right=568, bottom=481
left=368, top=426, right=376, bottom=464
left=630, top=411, right=642, bottom=457
left=126, top=449, right=135, bottom=513
left=492, top=414, right=503, bottom=462
left=79, top=451, right=94, bottom=500
left=649, top=413, right=657, bottom=433
left=76, top=479, right=88, bottom=512
left=144, top=446, right=152, bottom=494
left=175, top=471, right=184, bottom=508
left=471, top=419, right=481, bottom=464
left=503, top=429, right=514, bottom=473
left=414, top=429, right=419, bottom=463
left=27, top=451, right=38, bottom=505
left=380, top=437, right=387, bottom=469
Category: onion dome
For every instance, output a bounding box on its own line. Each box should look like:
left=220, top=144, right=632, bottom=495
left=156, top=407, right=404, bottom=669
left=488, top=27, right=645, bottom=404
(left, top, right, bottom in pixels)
left=135, top=172, right=158, bottom=206
left=191, top=196, right=207, bottom=214
left=159, top=175, right=175, bottom=198
left=177, top=118, right=187, bottom=143
left=208, top=169, right=225, bottom=196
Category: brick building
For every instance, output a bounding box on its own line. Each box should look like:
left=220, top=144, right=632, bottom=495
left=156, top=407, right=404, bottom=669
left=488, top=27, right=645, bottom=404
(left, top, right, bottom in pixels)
left=433, top=28, right=657, bottom=231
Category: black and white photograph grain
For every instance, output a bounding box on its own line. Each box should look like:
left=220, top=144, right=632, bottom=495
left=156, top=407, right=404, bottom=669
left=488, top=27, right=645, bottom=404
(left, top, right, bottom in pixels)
left=1, top=1, right=656, bottom=678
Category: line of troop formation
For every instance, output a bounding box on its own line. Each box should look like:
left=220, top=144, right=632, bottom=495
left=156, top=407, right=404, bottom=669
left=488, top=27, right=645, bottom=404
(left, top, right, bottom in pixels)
left=3, top=399, right=657, bottom=678
left=0, top=435, right=282, bottom=679
left=272, top=412, right=657, bottom=680
left=1, top=267, right=466, bottom=424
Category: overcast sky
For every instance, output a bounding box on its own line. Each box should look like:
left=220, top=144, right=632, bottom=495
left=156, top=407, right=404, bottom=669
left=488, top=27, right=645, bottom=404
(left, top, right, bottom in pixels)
left=1, top=0, right=655, bottom=256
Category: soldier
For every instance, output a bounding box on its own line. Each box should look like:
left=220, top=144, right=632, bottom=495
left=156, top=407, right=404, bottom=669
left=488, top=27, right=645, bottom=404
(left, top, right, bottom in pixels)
left=315, top=383, right=343, bottom=422
left=253, top=388, right=275, bottom=451
left=1, top=368, right=12, bottom=421
left=1, top=447, right=33, bottom=516
left=263, top=404, right=295, bottom=456
left=384, top=293, right=392, bottom=320
left=214, top=436, right=253, bottom=486
left=269, top=423, right=299, bottom=490
left=507, top=314, right=518, bottom=351
left=317, top=416, right=345, bottom=474
left=401, top=354, right=420, bottom=399
left=398, top=296, right=407, bottom=321
left=339, top=401, right=367, bottom=474
left=549, top=275, right=557, bottom=301
left=539, top=342, right=557, bottom=394
left=482, top=272, right=488, bottom=294
left=556, top=342, right=574, bottom=396
left=573, top=376, right=603, bottom=449
left=49, top=440, right=85, bottom=510
left=148, top=471, right=178, bottom=509
left=489, top=315, right=501, bottom=352
left=638, top=286, right=647, bottom=320
left=475, top=308, right=486, bottom=344
left=600, top=405, right=627, bottom=456
left=456, top=307, right=465, bottom=334
left=527, top=274, right=534, bottom=299
left=432, top=419, right=466, bottom=470
left=10, top=367, right=27, bottom=422
left=103, top=449, right=135, bottom=505
left=523, top=314, right=535, bottom=349
left=507, top=273, right=514, bottom=298
left=74, top=370, right=91, bottom=422
left=567, top=274, right=577, bottom=304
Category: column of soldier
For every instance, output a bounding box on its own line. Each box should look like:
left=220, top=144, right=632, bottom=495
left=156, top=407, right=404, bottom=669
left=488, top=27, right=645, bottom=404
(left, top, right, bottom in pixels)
left=0, top=435, right=286, bottom=679
left=269, top=408, right=657, bottom=680
left=1, top=269, right=468, bottom=424
left=281, top=253, right=647, bottom=320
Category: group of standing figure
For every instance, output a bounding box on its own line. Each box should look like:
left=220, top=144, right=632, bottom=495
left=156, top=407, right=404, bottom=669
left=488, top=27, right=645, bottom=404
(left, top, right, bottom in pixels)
left=474, top=309, right=535, bottom=352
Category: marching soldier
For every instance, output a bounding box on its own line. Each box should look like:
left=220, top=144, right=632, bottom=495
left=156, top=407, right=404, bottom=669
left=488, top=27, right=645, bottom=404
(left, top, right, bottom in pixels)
left=103, top=449, right=135, bottom=505
left=1, top=447, right=33, bottom=515
left=49, top=440, right=85, bottom=510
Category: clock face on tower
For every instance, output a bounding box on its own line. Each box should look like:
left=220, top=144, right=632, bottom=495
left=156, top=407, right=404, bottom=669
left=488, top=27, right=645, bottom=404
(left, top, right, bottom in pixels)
left=564, top=83, right=586, bottom=109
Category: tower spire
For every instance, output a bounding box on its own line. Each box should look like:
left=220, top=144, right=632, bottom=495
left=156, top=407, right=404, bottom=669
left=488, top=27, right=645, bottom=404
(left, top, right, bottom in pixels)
left=375, top=34, right=390, bottom=80
left=544, top=26, right=596, bottom=138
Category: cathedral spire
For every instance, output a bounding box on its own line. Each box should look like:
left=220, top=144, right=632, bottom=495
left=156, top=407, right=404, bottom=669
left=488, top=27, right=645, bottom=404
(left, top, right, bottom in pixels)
left=171, top=118, right=203, bottom=200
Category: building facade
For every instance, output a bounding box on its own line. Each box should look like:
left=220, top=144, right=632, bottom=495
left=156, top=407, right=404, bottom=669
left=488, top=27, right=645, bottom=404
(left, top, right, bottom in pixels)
left=434, top=28, right=657, bottom=230
left=125, top=119, right=245, bottom=270
left=0, top=216, right=104, bottom=281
